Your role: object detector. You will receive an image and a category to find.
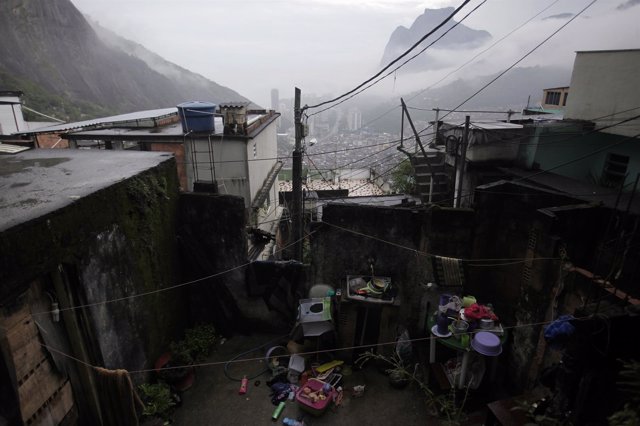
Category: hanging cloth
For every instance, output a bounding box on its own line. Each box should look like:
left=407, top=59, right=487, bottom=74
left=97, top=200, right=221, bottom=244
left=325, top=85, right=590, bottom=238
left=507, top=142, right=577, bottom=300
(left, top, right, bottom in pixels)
left=94, top=367, right=144, bottom=426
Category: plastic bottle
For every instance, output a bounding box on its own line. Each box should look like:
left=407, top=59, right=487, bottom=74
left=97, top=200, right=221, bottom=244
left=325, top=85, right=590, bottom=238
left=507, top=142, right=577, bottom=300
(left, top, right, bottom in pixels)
left=272, top=401, right=286, bottom=421
left=238, top=375, right=248, bottom=395
left=282, top=418, right=304, bottom=426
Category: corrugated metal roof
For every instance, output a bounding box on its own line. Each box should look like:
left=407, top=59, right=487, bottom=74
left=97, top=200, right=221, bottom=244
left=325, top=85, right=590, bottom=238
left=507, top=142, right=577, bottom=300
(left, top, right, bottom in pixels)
left=0, top=143, right=31, bottom=155
left=21, top=107, right=178, bottom=134
left=441, top=121, right=523, bottom=130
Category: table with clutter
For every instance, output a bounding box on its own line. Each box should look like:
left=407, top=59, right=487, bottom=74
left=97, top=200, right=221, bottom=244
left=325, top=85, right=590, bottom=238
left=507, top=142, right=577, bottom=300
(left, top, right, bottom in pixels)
left=427, top=294, right=507, bottom=389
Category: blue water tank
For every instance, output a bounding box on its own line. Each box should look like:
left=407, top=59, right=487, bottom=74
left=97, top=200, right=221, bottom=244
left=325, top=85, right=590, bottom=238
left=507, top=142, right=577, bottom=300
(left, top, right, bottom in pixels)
left=177, top=101, right=216, bottom=133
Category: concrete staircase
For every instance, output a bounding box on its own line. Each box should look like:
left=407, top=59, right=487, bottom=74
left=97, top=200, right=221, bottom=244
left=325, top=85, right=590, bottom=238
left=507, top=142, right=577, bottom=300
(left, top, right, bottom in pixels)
left=410, top=151, right=452, bottom=203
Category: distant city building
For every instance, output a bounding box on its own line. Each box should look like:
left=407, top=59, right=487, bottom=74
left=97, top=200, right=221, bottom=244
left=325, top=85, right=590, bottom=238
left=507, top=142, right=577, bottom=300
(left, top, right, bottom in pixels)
left=347, top=107, right=362, bottom=131
left=271, top=89, right=279, bottom=111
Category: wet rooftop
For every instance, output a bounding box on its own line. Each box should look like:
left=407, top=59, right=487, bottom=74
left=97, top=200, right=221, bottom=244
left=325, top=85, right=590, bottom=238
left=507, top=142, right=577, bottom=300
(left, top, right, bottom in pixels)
left=0, top=149, right=174, bottom=232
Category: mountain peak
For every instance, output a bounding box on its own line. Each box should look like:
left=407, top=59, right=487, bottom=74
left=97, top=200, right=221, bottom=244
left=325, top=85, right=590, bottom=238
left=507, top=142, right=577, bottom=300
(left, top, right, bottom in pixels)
left=380, top=7, right=491, bottom=71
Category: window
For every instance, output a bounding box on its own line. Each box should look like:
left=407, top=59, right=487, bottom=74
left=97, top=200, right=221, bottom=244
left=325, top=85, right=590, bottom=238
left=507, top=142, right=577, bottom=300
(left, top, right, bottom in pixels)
left=601, top=152, right=629, bottom=188
left=562, top=92, right=568, bottom=107
left=545, top=91, right=561, bottom=106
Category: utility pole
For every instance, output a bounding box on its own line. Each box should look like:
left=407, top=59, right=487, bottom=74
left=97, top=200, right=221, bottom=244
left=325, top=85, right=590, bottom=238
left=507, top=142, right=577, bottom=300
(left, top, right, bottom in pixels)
left=292, top=87, right=304, bottom=261
left=454, top=115, right=470, bottom=208
left=433, top=107, right=440, bottom=147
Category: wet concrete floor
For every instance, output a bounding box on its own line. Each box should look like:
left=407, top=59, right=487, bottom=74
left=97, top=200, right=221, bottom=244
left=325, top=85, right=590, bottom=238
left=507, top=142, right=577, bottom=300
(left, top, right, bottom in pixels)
left=171, top=333, right=431, bottom=426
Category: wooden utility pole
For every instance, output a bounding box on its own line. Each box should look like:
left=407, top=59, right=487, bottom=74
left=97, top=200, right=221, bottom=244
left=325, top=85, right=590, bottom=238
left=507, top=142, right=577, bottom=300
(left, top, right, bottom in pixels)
left=292, top=87, right=303, bottom=261
left=454, top=115, right=470, bottom=208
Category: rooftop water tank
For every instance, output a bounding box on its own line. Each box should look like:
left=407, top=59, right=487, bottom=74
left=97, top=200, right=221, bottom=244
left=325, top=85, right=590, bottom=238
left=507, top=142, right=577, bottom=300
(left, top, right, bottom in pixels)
left=177, top=101, right=216, bottom=133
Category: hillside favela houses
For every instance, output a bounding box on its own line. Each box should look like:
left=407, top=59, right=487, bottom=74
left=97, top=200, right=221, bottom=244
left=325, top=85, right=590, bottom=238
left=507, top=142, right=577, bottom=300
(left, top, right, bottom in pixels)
left=1, top=48, right=640, bottom=426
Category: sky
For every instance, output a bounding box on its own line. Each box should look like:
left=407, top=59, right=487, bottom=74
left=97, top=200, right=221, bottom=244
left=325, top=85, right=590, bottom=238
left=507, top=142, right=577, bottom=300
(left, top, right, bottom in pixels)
left=70, top=0, right=640, bottom=107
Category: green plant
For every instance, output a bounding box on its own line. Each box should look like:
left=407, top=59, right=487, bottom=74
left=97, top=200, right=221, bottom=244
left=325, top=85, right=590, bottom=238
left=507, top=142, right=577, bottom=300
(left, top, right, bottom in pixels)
left=138, top=383, right=175, bottom=420
left=356, top=350, right=470, bottom=425
left=157, top=340, right=194, bottom=383
left=169, top=340, right=194, bottom=366
left=390, top=159, right=416, bottom=195
left=184, top=324, right=216, bottom=361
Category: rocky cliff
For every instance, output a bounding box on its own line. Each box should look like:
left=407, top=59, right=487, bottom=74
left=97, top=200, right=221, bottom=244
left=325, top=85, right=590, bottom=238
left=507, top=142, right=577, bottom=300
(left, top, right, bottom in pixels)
left=380, top=7, right=491, bottom=72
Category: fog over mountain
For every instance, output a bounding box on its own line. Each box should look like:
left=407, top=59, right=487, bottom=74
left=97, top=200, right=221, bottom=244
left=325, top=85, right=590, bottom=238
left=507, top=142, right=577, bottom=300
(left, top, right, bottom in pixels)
left=326, top=65, right=573, bottom=134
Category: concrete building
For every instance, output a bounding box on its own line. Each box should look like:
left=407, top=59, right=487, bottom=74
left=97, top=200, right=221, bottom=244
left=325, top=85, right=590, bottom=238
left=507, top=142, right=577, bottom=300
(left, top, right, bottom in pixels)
left=0, top=91, right=57, bottom=139
left=347, top=107, right=362, bottom=131
left=515, top=50, right=640, bottom=191
left=429, top=49, right=640, bottom=206
left=564, top=49, right=640, bottom=138
left=0, top=91, right=27, bottom=135
left=270, top=88, right=279, bottom=111
left=0, top=149, right=185, bottom=425
left=21, top=105, right=281, bottom=226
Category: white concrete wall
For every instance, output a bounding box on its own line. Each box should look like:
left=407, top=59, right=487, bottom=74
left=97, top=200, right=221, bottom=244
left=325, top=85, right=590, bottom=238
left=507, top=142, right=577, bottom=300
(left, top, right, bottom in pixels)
left=246, top=120, right=278, bottom=209
left=0, top=95, right=27, bottom=135
left=188, top=138, right=249, bottom=202
left=337, top=168, right=370, bottom=180
left=466, top=142, right=519, bottom=163
left=564, top=50, right=640, bottom=137
left=187, top=118, right=279, bottom=213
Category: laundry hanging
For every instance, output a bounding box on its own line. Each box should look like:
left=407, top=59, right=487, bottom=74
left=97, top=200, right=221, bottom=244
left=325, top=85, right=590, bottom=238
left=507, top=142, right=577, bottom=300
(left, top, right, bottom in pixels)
left=432, top=255, right=465, bottom=288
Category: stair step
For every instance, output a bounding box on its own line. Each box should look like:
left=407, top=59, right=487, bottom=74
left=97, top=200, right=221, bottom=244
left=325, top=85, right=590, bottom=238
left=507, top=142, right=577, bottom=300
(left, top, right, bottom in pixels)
left=415, top=172, right=449, bottom=178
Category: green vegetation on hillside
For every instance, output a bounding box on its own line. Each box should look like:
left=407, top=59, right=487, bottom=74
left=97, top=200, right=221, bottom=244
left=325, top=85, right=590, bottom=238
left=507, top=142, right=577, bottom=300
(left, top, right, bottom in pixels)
left=0, top=68, right=114, bottom=122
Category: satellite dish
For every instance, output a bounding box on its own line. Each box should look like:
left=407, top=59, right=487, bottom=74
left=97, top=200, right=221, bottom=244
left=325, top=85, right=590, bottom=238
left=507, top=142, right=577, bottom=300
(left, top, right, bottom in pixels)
left=309, top=138, right=317, bottom=146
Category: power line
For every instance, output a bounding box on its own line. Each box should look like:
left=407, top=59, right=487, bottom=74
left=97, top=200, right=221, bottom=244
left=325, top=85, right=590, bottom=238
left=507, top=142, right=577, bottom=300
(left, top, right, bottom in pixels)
left=307, top=0, right=487, bottom=118
left=41, top=314, right=595, bottom=375
left=356, top=0, right=561, bottom=129
left=409, top=107, right=513, bottom=114
left=305, top=0, right=474, bottom=111
left=437, top=130, right=640, bottom=206
left=434, top=0, right=597, bottom=126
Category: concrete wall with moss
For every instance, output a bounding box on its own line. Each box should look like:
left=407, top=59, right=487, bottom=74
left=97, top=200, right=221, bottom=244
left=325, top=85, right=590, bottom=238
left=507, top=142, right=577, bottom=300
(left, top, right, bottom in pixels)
left=0, top=157, right=186, bottom=373
left=470, top=184, right=612, bottom=390
left=310, top=204, right=474, bottom=330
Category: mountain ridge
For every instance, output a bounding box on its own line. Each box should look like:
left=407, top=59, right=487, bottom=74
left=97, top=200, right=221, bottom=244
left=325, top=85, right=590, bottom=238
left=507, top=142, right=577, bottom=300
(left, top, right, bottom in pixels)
left=0, top=0, right=250, bottom=121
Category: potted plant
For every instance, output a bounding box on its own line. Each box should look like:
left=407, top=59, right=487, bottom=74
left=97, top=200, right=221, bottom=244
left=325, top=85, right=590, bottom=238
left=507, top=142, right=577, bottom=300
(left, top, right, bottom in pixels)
left=138, top=382, right=175, bottom=423
left=155, top=324, right=216, bottom=390
left=184, top=324, right=216, bottom=362
left=155, top=340, right=194, bottom=386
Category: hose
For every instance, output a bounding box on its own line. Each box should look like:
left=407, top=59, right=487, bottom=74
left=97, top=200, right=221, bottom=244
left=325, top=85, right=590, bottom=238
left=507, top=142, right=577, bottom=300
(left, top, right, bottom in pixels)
left=223, top=334, right=289, bottom=381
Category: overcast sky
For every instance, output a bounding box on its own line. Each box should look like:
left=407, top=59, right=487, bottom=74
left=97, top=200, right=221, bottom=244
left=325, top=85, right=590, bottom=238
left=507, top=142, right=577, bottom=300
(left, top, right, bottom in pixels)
left=71, top=0, right=640, bottom=107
